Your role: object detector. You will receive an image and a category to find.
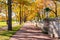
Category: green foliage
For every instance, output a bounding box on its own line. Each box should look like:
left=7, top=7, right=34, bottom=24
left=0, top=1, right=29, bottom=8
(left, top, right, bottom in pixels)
left=36, top=13, right=38, bottom=17
left=44, top=7, right=50, bottom=12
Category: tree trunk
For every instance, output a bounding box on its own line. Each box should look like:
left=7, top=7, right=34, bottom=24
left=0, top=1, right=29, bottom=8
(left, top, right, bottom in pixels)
left=24, top=14, right=26, bottom=22
left=19, top=5, right=22, bottom=24
left=52, top=0, right=58, bottom=17
left=55, top=2, right=57, bottom=17
left=37, top=12, right=41, bottom=21
left=8, top=0, right=12, bottom=30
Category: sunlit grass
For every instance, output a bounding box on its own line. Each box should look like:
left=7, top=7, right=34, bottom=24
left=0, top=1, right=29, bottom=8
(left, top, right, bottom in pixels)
left=0, top=22, right=24, bottom=40
left=0, top=24, right=22, bottom=40
left=0, top=21, right=18, bottom=28
left=0, top=22, right=7, bottom=28
left=12, top=21, right=17, bottom=24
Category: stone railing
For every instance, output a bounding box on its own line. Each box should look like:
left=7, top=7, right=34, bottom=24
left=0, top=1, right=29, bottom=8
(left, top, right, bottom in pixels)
left=36, top=18, right=60, bottom=38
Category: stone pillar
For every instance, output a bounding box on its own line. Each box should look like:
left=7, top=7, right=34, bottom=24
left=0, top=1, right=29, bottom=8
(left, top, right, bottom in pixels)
left=49, top=21, right=59, bottom=38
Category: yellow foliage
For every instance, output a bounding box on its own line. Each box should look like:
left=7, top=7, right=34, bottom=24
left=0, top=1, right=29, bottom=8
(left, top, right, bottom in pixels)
left=27, top=13, right=36, bottom=21
left=57, top=8, right=60, bottom=16
left=49, top=12, right=55, bottom=18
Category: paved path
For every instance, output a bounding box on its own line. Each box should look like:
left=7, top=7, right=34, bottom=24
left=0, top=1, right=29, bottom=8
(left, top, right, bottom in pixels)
left=9, top=22, right=54, bottom=40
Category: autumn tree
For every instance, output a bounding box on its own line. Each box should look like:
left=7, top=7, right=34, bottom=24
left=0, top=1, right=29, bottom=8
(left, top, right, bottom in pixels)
left=13, top=0, right=31, bottom=24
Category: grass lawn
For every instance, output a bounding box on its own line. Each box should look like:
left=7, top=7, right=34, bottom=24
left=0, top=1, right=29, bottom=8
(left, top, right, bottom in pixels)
left=0, top=22, right=7, bottom=28
left=0, top=24, right=23, bottom=40
left=0, top=21, right=18, bottom=28
left=12, top=21, right=17, bottom=24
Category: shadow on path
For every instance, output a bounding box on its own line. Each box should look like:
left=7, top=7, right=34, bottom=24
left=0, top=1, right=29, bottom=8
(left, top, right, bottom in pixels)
left=9, top=22, right=54, bottom=40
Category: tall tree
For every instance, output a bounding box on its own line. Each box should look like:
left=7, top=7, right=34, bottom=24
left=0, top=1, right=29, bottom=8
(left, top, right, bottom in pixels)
left=13, top=0, right=31, bottom=24
left=8, top=0, right=12, bottom=30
